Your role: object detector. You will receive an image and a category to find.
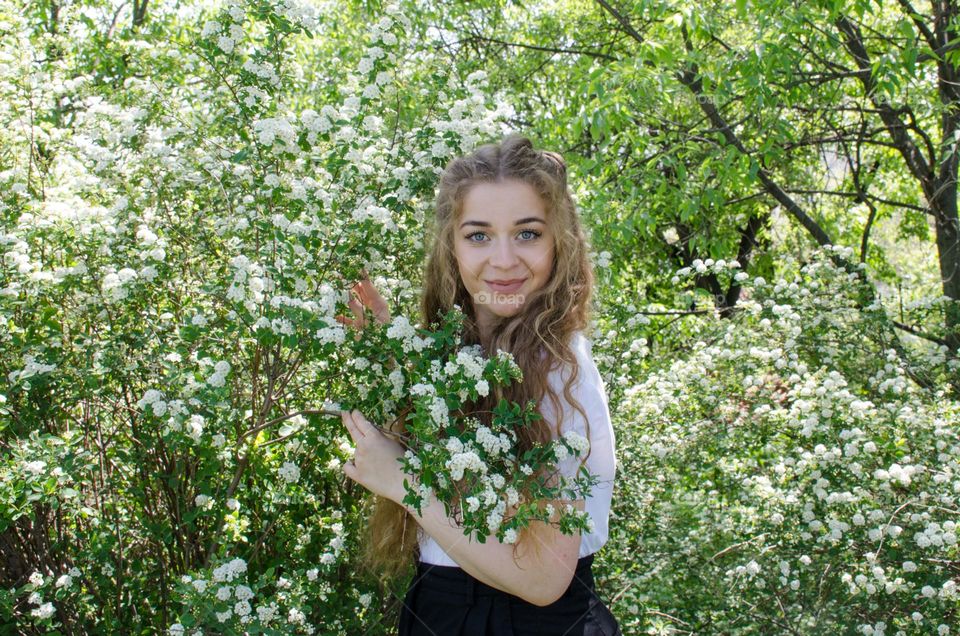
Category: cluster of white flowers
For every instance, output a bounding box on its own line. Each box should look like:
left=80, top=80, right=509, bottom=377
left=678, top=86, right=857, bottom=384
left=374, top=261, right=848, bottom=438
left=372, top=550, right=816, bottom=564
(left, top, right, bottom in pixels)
left=318, top=519, right=346, bottom=565
left=594, top=251, right=613, bottom=268
left=386, top=315, right=429, bottom=353
left=485, top=499, right=506, bottom=532
left=672, top=257, right=742, bottom=284
left=242, top=58, right=281, bottom=86
left=211, top=558, right=247, bottom=583
left=101, top=267, right=139, bottom=302
left=135, top=224, right=167, bottom=262
left=206, top=360, right=231, bottom=388
left=25, top=569, right=57, bottom=620
left=55, top=568, right=79, bottom=589
left=402, top=449, right=421, bottom=471
left=475, top=426, right=511, bottom=456
left=351, top=201, right=396, bottom=231
left=315, top=323, right=346, bottom=346
left=445, top=437, right=464, bottom=454
left=184, top=414, right=205, bottom=443
left=274, top=0, right=319, bottom=31
left=253, top=116, right=297, bottom=148
left=874, top=462, right=917, bottom=486
left=23, top=459, right=46, bottom=476
left=300, top=107, right=334, bottom=138
left=562, top=430, right=590, bottom=455
left=410, top=382, right=436, bottom=396
left=137, top=389, right=168, bottom=416
left=429, top=396, right=449, bottom=427
left=287, top=607, right=306, bottom=625
left=446, top=451, right=486, bottom=481
left=8, top=355, right=56, bottom=384
left=449, top=348, right=485, bottom=379
left=467, top=378, right=486, bottom=397
left=278, top=461, right=301, bottom=484
left=226, top=254, right=265, bottom=303
left=914, top=521, right=958, bottom=549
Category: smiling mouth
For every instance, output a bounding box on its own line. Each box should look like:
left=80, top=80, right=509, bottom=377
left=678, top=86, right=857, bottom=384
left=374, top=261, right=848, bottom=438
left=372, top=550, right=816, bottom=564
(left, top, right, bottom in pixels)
left=486, top=279, right=526, bottom=292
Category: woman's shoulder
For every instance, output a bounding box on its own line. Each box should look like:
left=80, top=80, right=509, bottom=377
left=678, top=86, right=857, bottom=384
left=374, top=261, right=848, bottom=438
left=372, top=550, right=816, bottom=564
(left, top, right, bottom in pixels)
left=568, top=329, right=592, bottom=359
left=546, top=329, right=601, bottom=388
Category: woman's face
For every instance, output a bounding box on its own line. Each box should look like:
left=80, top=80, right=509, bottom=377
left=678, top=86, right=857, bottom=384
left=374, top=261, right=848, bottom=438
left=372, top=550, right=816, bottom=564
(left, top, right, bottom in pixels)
left=454, top=179, right=555, bottom=331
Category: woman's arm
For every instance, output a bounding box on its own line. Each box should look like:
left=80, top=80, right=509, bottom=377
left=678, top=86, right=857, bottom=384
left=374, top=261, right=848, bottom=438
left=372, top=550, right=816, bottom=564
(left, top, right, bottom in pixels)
left=406, top=488, right=584, bottom=606
left=339, top=410, right=583, bottom=607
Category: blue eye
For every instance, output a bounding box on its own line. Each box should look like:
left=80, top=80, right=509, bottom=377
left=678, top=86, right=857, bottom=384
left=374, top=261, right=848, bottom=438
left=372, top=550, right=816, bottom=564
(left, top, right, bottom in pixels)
left=464, top=229, right=541, bottom=243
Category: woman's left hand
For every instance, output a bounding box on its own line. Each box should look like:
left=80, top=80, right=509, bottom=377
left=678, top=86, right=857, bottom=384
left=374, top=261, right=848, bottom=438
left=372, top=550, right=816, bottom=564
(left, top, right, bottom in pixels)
left=340, top=410, right=408, bottom=504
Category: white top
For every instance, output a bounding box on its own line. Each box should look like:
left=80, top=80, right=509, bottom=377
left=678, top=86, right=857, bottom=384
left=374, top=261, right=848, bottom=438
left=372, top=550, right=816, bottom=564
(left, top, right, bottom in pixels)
left=417, top=331, right=617, bottom=565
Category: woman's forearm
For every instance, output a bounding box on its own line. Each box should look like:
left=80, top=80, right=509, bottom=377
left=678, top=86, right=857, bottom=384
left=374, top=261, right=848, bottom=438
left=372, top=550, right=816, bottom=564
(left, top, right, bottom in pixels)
left=401, top=488, right=584, bottom=607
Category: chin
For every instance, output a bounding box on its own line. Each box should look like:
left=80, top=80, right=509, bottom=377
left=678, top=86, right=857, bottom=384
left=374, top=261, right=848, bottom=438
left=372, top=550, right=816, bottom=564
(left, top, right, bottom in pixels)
left=489, top=303, right=524, bottom=318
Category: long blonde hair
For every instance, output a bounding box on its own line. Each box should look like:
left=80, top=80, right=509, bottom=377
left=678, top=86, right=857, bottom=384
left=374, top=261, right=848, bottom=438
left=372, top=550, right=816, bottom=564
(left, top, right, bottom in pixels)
left=361, top=134, right=595, bottom=583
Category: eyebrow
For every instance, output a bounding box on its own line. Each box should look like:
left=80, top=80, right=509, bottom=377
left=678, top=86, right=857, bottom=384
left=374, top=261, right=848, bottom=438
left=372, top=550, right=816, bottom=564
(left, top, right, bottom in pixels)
left=459, top=217, right=545, bottom=229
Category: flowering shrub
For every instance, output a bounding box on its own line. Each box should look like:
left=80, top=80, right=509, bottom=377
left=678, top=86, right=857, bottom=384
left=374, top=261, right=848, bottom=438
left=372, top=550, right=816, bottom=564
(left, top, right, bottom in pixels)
left=0, top=0, right=520, bottom=632
left=600, top=248, right=960, bottom=634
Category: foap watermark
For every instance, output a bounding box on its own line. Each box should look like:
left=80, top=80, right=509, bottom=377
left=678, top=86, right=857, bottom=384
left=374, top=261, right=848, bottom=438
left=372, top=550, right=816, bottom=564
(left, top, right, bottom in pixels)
left=474, top=291, right=525, bottom=305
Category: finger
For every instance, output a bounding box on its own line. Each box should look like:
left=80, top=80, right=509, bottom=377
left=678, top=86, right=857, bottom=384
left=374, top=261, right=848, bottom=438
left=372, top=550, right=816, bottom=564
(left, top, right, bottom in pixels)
left=368, top=283, right=389, bottom=312
left=334, top=313, right=356, bottom=328
left=350, top=410, right=375, bottom=436
left=356, top=280, right=390, bottom=324
left=354, top=278, right=375, bottom=306
left=342, top=458, right=357, bottom=481
left=356, top=277, right=383, bottom=306
left=347, top=297, right=365, bottom=324
left=341, top=411, right=361, bottom=442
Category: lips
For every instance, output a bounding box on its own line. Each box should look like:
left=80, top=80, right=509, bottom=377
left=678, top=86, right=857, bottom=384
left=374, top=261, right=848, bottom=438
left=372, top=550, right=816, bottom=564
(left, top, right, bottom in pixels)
left=486, top=279, right=526, bottom=293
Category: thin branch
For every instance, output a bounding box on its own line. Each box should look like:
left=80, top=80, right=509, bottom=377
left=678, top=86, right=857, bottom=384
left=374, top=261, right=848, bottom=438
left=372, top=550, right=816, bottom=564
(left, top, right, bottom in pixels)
left=637, top=308, right=711, bottom=316
left=594, top=0, right=646, bottom=45
left=835, top=15, right=934, bottom=185
left=896, top=0, right=938, bottom=51
left=710, top=533, right=769, bottom=562
left=783, top=188, right=931, bottom=215
left=456, top=34, right=619, bottom=61
left=892, top=320, right=950, bottom=346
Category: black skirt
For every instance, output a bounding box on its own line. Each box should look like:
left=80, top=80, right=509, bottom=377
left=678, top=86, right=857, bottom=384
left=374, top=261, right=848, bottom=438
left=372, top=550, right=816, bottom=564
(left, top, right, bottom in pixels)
left=397, top=554, right=621, bottom=636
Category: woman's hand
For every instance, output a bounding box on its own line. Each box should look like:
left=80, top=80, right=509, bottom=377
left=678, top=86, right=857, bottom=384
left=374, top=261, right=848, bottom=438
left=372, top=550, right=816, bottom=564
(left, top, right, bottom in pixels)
left=341, top=409, right=408, bottom=504
left=336, top=271, right=391, bottom=330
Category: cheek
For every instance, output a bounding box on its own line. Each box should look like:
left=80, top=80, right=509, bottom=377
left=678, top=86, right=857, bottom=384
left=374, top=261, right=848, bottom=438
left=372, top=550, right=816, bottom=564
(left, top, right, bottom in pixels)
left=533, top=245, right=555, bottom=277
left=453, top=246, right=475, bottom=280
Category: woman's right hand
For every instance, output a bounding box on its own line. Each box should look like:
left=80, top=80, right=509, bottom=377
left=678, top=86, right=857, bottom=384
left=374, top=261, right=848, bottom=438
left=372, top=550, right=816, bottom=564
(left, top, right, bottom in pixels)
left=336, top=271, right=391, bottom=330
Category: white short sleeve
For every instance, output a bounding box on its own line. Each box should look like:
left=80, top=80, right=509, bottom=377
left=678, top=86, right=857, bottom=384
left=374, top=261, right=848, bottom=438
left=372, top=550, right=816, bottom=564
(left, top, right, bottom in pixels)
left=539, top=331, right=617, bottom=557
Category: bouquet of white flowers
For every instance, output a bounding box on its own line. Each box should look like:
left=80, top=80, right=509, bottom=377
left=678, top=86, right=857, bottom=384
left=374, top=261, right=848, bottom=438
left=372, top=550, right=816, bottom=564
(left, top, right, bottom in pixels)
left=342, top=307, right=598, bottom=544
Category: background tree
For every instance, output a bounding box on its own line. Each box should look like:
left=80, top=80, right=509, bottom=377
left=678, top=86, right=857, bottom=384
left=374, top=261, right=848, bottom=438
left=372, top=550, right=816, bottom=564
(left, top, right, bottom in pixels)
left=429, top=0, right=959, bottom=356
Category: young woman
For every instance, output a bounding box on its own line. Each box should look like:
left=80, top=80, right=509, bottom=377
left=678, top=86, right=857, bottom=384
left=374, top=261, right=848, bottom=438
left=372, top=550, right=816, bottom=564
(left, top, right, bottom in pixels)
left=338, top=135, right=621, bottom=635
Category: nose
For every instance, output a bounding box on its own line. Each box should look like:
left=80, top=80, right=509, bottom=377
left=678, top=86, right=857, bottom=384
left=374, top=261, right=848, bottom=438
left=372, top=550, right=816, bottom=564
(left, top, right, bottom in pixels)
left=489, top=238, right=519, bottom=269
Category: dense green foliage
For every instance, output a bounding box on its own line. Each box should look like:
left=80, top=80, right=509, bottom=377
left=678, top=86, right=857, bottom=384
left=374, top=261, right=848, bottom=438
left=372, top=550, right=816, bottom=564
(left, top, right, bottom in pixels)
left=2, top=0, right=958, bottom=634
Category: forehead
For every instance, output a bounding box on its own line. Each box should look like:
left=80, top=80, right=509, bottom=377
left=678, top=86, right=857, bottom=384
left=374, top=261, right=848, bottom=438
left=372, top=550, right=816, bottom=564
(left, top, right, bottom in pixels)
left=460, top=179, right=547, bottom=223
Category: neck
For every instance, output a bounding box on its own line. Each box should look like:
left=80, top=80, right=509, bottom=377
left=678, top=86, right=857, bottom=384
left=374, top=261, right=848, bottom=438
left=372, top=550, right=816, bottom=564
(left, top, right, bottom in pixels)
left=474, top=313, right=499, bottom=352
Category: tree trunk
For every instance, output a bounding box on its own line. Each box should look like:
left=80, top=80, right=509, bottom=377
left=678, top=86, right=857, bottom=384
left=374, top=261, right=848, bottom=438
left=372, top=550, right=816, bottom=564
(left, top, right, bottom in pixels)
left=933, top=0, right=960, bottom=352
left=931, top=184, right=960, bottom=351
left=133, top=0, right=148, bottom=29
